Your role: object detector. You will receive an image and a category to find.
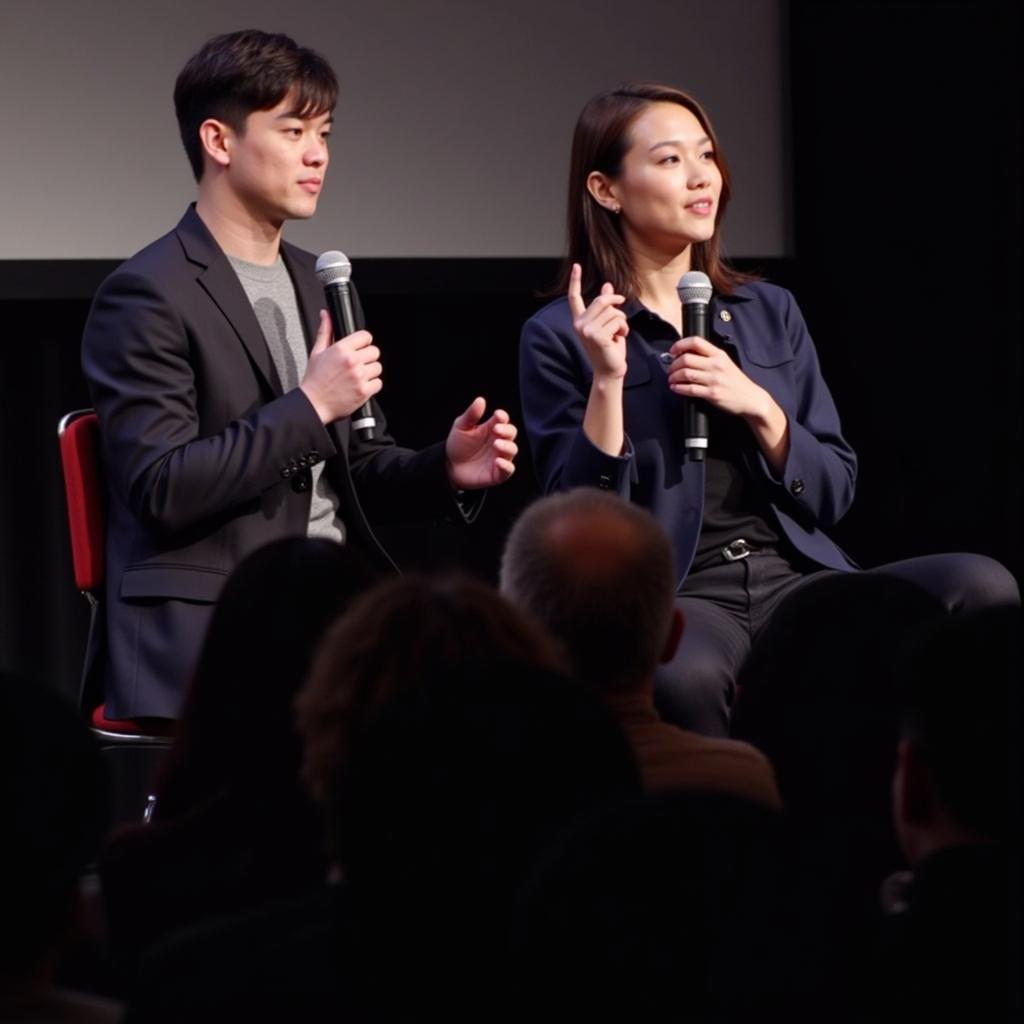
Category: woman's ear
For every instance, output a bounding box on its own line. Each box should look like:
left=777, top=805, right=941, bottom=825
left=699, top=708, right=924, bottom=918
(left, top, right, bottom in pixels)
left=586, top=171, right=621, bottom=214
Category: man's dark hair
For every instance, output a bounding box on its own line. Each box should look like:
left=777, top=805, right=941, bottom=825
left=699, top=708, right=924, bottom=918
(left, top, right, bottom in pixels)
left=174, top=29, right=338, bottom=181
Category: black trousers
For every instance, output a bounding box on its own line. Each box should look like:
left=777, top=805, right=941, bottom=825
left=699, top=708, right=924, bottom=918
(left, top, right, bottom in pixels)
left=653, top=549, right=1020, bottom=737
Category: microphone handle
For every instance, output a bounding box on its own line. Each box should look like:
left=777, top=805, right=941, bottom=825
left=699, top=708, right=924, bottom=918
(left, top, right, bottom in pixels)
left=324, top=280, right=376, bottom=441
left=682, top=301, right=709, bottom=462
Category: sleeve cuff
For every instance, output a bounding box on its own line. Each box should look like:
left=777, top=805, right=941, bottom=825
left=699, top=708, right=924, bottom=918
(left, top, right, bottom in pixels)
left=563, top=430, right=635, bottom=496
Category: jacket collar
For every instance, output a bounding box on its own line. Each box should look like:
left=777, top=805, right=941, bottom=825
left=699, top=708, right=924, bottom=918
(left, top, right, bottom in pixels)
left=174, top=205, right=351, bottom=454
left=174, top=204, right=287, bottom=394
left=177, top=205, right=323, bottom=353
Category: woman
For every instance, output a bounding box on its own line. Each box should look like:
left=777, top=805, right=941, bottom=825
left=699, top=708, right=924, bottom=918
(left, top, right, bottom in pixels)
left=99, top=537, right=378, bottom=978
left=295, top=574, right=639, bottom=1021
left=519, top=83, right=1017, bottom=736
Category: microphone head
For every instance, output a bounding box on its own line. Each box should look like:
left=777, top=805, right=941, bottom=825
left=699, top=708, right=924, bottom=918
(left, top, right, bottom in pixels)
left=315, top=250, right=352, bottom=287
left=678, top=270, right=712, bottom=304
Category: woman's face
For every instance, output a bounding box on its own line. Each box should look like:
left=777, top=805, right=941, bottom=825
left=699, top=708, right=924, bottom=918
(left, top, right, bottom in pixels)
left=603, top=102, right=722, bottom=256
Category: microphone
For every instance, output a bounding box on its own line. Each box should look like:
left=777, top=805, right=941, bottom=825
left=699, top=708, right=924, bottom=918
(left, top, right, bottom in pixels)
left=678, top=270, right=713, bottom=462
left=315, top=250, right=376, bottom=441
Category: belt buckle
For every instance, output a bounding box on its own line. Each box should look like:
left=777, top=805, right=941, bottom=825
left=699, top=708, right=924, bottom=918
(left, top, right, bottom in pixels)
left=722, top=538, right=753, bottom=563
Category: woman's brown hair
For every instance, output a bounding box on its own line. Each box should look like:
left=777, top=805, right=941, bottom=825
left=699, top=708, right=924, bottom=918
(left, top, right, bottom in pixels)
left=296, top=573, right=565, bottom=808
left=561, top=83, right=753, bottom=301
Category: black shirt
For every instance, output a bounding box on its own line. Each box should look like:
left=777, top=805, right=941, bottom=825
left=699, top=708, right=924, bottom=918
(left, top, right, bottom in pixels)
left=628, top=305, right=783, bottom=573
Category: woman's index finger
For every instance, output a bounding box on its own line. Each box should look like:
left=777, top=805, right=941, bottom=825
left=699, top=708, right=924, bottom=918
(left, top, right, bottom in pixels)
left=567, top=263, right=586, bottom=319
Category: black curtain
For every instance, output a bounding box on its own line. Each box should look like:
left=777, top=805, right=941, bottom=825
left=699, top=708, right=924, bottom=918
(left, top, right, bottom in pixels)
left=787, top=0, right=1021, bottom=574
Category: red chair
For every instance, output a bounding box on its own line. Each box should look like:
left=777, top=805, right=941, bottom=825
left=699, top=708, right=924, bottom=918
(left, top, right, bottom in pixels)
left=58, top=409, right=174, bottom=753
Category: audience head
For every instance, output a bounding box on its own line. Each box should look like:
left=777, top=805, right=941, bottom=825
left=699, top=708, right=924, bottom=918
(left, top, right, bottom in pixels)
left=296, top=574, right=638, bottom=1018
left=731, top=574, right=947, bottom=1005
left=155, top=537, right=377, bottom=821
left=499, top=488, right=681, bottom=694
left=731, top=574, right=945, bottom=972
left=297, top=571, right=565, bottom=813
left=733, top=573, right=943, bottom=827
left=0, top=672, right=109, bottom=980
left=893, top=606, right=1020, bottom=865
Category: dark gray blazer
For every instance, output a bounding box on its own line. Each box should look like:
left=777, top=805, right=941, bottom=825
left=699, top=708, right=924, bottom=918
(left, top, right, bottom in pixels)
left=83, top=206, right=452, bottom=718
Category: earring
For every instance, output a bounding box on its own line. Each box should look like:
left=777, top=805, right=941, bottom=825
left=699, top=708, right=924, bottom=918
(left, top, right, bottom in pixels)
left=612, top=204, right=621, bottom=214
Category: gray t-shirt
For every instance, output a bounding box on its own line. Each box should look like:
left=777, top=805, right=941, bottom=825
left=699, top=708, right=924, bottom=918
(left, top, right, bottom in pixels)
left=228, top=254, right=345, bottom=543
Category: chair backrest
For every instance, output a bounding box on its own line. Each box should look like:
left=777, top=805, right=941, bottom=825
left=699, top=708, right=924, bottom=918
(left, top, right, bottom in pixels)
left=58, top=409, right=105, bottom=594
left=58, top=410, right=173, bottom=752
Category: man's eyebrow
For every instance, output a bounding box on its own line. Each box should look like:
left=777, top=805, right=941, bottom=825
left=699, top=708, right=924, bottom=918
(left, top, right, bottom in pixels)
left=648, top=135, right=712, bottom=153
left=276, top=110, right=335, bottom=124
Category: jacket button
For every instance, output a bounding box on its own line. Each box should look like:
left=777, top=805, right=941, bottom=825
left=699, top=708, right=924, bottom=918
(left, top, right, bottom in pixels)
left=719, top=310, right=732, bottom=323
left=292, top=470, right=311, bottom=493
left=790, top=478, right=805, bottom=496
left=598, top=474, right=612, bottom=490
left=309, top=449, right=320, bottom=462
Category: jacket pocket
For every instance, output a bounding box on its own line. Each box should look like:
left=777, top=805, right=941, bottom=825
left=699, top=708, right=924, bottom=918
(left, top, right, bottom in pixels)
left=737, top=334, right=794, bottom=369
left=120, top=564, right=228, bottom=602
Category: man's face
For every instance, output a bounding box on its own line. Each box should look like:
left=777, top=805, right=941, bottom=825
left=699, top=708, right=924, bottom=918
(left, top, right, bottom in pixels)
left=222, top=92, right=332, bottom=225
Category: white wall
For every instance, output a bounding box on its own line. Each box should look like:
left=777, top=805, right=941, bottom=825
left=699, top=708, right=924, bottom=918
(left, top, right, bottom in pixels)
left=0, top=0, right=788, bottom=258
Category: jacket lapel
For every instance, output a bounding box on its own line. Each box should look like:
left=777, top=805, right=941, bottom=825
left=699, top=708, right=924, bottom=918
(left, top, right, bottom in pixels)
left=175, top=206, right=284, bottom=396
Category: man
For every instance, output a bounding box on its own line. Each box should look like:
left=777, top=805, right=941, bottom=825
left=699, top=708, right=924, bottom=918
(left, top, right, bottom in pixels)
left=875, top=608, right=1020, bottom=1018
left=82, top=30, right=517, bottom=720
left=499, top=488, right=780, bottom=808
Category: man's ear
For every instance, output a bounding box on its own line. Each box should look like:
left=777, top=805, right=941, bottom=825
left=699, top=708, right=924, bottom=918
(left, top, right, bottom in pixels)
left=659, top=607, right=685, bottom=664
left=198, top=118, right=233, bottom=171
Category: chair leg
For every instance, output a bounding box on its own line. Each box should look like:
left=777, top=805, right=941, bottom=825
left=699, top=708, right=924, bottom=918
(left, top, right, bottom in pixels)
left=78, top=593, right=106, bottom=714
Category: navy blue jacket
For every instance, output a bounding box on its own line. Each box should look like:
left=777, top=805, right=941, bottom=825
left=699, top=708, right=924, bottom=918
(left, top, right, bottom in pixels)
left=519, top=281, right=858, bottom=584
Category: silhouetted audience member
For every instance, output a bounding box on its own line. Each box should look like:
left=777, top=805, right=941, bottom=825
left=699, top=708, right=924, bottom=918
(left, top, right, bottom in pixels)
left=0, top=671, right=120, bottom=1022
left=297, top=572, right=566, bottom=804
left=500, top=488, right=781, bottom=809
left=125, top=576, right=634, bottom=1022
left=100, top=538, right=377, bottom=982
left=872, top=607, right=1021, bottom=1018
left=730, top=572, right=945, bottom=1016
left=298, top=575, right=642, bottom=1022
left=510, top=790, right=788, bottom=1022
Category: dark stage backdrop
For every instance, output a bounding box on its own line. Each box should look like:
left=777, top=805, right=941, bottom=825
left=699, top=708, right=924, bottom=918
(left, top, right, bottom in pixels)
left=787, top=0, right=1021, bottom=585
left=1, top=0, right=1020, bottom=706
